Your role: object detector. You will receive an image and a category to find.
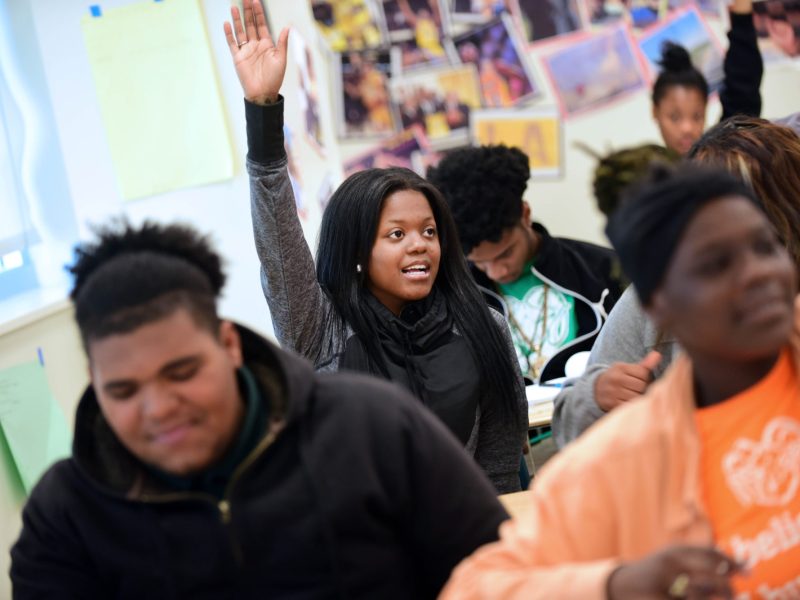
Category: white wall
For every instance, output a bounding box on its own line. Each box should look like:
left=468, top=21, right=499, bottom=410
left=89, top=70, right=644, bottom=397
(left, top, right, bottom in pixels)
left=1, top=0, right=798, bottom=595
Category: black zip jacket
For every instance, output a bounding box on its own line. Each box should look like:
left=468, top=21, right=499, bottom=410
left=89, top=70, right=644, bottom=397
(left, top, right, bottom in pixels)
left=473, top=223, right=625, bottom=383
left=10, top=325, right=508, bottom=600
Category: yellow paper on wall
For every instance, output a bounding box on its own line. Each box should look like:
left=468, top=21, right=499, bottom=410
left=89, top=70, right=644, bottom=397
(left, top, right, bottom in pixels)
left=0, top=362, right=71, bottom=494
left=81, top=0, right=234, bottom=200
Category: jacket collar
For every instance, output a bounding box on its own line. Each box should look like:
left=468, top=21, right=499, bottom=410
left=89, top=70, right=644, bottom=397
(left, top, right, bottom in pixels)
left=71, top=323, right=315, bottom=498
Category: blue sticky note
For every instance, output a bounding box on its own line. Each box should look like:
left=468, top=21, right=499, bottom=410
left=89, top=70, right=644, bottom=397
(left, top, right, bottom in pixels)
left=90, top=5, right=102, bottom=17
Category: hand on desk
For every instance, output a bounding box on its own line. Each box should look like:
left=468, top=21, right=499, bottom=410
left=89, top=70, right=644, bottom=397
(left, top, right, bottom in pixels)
left=594, top=350, right=662, bottom=413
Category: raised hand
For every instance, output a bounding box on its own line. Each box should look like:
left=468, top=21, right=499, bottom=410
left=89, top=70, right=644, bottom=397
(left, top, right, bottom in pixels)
left=594, top=350, right=662, bottom=412
left=223, top=0, right=289, bottom=105
left=607, top=545, right=744, bottom=600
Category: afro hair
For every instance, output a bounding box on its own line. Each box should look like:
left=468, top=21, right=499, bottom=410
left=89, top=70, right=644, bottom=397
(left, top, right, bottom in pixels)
left=427, top=145, right=530, bottom=254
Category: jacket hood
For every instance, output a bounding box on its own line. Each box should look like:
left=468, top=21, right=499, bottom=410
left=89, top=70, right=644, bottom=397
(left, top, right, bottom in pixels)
left=71, top=322, right=316, bottom=497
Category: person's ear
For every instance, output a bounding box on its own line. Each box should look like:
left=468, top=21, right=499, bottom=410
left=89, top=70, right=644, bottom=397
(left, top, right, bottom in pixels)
left=644, top=288, right=672, bottom=333
left=218, top=320, right=244, bottom=368
left=521, top=201, right=531, bottom=225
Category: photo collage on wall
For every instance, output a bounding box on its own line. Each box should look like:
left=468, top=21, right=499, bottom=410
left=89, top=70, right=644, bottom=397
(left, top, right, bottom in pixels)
left=309, top=0, right=789, bottom=179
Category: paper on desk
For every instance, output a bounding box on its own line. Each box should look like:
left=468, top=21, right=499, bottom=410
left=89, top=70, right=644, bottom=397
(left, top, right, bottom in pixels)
left=81, top=0, right=234, bottom=200
left=0, top=362, right=71, bottom=494
left=526, top=382, right=562, bottom=406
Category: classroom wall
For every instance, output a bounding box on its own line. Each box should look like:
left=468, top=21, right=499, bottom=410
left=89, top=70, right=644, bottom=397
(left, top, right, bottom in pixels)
left=1, top=0, right=798, bottom=594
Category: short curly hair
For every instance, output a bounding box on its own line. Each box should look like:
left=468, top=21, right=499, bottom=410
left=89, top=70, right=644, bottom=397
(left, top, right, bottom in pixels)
left=68, top=220, right=225, bottom=349
left=427, top=145, right=530, bottom=254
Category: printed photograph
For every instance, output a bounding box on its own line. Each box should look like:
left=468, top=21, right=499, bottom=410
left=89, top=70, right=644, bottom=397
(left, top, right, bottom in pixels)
left=451, top=15, right=540, bottom=107
left=542, top=25, right=646, bottom=117
left=753, top=0, right=800, bottom=59
left=471, top=108, right=563, bottom=177
left=449, top=0, right=512, bottom=23
left=337, top=49, right=397, bottom=137
left=389, top=63, right=482, bottom=146
left=283, top=126, right=308, bottom=221
left=310, top=0, right=384, bottom=52
left=290, top=31, right=325, bottom=152
left=343, top=126, right=431, bottom=176
left=382, top=0, right=450, bottom=69
left=581, top=0, right=630, bottom=25
left=639, top=8, right=724, bottom=92
left=316, top=171, right=337, bottom=213
left=511, top=0, right=584, bottom=44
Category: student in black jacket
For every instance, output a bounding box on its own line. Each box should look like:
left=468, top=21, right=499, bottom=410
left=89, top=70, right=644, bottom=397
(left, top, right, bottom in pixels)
left=427, top=145, right=625, bottom=384
left=10, top=220, right=509, bottom=599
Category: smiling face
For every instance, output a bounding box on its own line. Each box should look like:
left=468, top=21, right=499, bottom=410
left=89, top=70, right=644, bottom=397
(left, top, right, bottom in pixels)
left=88, top=309, right=245, bottom=476
left=467, top=203, right=537, bottom=285
left=367, top=189, right=441, bottom=315
left=647, top=196, right=797, bottom=365
left=653, top=85, right=707, bottom=155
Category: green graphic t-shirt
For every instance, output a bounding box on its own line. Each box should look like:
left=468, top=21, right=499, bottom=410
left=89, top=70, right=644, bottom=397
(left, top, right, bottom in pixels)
left=498, top=262, right=578, bottom=379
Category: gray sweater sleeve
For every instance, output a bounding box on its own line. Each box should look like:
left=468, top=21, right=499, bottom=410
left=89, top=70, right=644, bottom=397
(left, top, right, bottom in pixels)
left=551, top=286, right=677, bottom=448
left=473, top=309, right=528, bottom=494
left=245, top=98, right=342, bottom=368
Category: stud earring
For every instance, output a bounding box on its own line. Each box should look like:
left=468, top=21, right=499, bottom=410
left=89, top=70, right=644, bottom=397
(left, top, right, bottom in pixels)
left=356, top=264, right=362, bottom=273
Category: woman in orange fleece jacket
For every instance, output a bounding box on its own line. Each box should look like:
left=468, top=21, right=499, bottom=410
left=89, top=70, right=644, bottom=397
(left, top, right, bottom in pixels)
left=440, top=163, right=800, bottom=599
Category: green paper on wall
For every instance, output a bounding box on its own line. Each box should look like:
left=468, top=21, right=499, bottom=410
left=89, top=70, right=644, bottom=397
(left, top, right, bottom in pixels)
left=0, top=362, right=71, bottom=494
left=81, top=0, right=234, bottom=200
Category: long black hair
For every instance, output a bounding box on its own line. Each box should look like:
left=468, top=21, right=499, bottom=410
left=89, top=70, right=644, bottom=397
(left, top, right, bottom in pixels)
left=316, top=167, right=521, bottom=421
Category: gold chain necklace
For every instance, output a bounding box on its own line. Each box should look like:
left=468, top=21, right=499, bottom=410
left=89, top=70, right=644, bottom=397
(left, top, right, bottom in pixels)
left=505, top=284, right=549, bottom=381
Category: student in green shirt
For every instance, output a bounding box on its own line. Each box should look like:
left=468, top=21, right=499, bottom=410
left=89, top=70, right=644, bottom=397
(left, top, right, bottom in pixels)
left=428, top=145, right=624, bottom=383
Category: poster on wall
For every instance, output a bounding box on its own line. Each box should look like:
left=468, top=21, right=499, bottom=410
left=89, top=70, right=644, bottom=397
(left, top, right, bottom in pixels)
left=511, top=0, right=585, bottom=44
left=449, top=0, right=511, bottom=23
left=542, top=25, right=646, bottom=118
left=381, top=0, right=451, bottom=71
left=310, top=0, right=385, bottom=52
left=290, top=30, right=325, bottom=153
left=471, top=108, right=563, bottom=178
left=753, top=0, right=800, bottom=61
left=284, top=126, right=308, bottom=221
left=81, top=0, right=234, bottom=200
left=450, top=15, right=540, bottom=107
left=389, top=63, right=482, bottom=147
left=638, top=8, right=724, bottom=92
left=335, top=49, right=397, bottom=138
left=343, top=126, right=431, bottom=176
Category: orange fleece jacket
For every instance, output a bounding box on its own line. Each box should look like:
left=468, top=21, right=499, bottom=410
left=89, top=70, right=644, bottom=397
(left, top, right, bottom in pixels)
left=440, top=298, right=800, bottom=600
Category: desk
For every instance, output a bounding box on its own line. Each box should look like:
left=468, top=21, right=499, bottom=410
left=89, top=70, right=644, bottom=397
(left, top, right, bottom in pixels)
left=498, top=490, right=534, bottom=519
left=526, top=384, right=558, bottom=428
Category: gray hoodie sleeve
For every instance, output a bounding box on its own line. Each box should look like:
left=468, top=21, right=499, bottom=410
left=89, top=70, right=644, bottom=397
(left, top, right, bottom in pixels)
left=245, top=98, right=342, bottom=368
left=551, top=286, right=677, bottom=448
left=473, top=309, right=528, bottom=493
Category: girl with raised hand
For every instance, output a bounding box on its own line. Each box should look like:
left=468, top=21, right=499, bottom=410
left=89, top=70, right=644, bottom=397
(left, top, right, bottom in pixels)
left=652, top=0, right=763, bottom=154
left=223, top=0, right=527, bottom=494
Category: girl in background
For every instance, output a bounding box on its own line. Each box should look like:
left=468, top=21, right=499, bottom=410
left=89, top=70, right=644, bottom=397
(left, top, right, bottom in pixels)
left=652, top=0, right=762, bottom=154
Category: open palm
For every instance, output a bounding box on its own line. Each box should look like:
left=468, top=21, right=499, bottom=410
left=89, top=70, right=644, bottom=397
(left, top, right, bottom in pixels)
left=223, top=0, right=289, bottom=105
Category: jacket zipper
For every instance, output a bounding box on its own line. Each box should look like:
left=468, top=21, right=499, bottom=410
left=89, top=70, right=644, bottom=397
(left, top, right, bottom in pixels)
left=139, top=424, right=279, bottom=525
left=490, top=265, right=610, bottom=384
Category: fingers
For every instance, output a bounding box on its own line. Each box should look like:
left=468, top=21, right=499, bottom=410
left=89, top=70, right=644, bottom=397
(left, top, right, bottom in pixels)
left=638, top=350, right=663, bottom=373
left=253, top=0, right=272, bottom=43
left=223, top=21, right=237, bottom=54
left=231, top=4, right=246, bottom=46
left=243, top=0, right=258, bottom=44
left=275, top=26, right=290, bottom=57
